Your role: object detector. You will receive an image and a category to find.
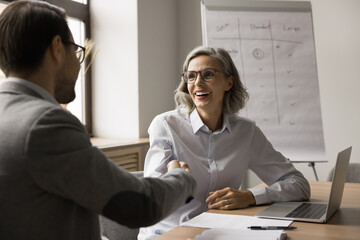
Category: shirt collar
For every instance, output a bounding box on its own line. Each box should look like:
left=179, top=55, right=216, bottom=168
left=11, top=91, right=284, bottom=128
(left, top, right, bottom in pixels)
left=189, top=108, right=232, bottom=135
left=222, top=114, right=232, bottom=135
left=190, top=109, right=204, bottom=134
left=5, top=77, right=58, bottom=105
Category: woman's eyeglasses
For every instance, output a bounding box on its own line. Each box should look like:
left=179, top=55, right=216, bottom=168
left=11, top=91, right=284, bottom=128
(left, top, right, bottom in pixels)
left=182, top=68, right=228, bottom=84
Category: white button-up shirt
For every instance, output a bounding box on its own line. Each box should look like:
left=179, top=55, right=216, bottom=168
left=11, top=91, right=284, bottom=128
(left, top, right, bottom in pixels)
left=138, top=108, right=310, bottom=240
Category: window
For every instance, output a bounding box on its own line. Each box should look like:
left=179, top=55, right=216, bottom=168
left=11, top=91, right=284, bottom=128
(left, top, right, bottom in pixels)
left=0, top=2, right=6, bottom=82
left=67, top=17, right=86, bottom=124
left=0, top=0, right=92, bottom=133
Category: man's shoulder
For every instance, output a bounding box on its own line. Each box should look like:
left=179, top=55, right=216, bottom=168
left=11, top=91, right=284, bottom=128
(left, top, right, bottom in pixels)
left=0, top=90, right=55, bottom=121
left=16, top=95, right=62, bottom=120
left=5, top=93, right=80, bottom=131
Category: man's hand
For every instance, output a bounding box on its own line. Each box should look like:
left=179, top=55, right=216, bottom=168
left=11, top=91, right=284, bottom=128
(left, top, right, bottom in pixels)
left=167, top=160, right=191, bottom=173
left=206, top=187, right=255, bottom=210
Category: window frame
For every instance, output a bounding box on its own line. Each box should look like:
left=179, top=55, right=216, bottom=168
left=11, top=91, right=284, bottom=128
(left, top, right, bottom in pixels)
left=1, top=0, right=93, bottom=134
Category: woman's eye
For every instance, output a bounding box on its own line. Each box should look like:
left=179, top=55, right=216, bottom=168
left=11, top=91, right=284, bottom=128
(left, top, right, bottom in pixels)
left=203, top=70, right=215, bottom=78
left=188, top=72, right=196, bottom=79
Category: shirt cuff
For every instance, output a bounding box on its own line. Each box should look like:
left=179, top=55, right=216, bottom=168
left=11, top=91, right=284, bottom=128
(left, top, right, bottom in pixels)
left=248, top=187, right=268, bottom=205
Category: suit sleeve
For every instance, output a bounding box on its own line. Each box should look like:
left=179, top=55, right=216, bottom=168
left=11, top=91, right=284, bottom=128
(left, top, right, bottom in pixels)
left=25, top=107, right=196, bottom=228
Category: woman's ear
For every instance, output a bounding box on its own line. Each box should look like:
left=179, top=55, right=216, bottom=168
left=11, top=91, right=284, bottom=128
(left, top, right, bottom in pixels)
left=225, top=75, right=234, bottom=91
left=49, top=35, right=64, bottom=63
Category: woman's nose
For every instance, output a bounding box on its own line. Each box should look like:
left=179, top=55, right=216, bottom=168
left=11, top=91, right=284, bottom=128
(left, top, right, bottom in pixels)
left=194, top=72, right=204, bottom=86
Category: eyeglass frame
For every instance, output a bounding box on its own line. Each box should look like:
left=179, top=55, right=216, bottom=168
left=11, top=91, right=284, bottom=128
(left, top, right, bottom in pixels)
left=182, top=68, right=230, bottom=84
left=62, top=40, right=86, bottom=64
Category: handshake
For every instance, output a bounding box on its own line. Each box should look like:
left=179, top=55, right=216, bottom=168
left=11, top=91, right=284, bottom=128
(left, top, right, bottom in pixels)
left=167, top=160, right=191, bottom=173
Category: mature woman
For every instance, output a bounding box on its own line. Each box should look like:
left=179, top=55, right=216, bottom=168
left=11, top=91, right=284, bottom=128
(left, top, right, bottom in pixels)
left=138, top=46, right=310, bottom=240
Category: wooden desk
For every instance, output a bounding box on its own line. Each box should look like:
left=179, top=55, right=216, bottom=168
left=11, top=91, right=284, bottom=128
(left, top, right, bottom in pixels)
left=156, top=181, right=360, bottom=240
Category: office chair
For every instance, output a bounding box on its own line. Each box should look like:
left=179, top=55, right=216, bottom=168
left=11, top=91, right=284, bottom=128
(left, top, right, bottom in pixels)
left=100, top=171, right=144, bottom=240
left=327, top=163, right=360, bottom=183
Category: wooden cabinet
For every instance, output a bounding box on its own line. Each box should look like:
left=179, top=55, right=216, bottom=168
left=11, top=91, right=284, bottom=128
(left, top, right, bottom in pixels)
left=91, top=138, right=149, bottom=171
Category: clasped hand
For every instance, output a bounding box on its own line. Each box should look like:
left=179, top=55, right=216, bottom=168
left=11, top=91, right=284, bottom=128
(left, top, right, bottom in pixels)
left=206, top=187, right=255, bottom=210
left=167, top=160, right=191, bottom=173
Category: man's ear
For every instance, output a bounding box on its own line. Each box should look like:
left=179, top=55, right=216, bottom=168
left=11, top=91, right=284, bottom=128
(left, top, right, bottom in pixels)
left=50, top=35, right=64, bottom=63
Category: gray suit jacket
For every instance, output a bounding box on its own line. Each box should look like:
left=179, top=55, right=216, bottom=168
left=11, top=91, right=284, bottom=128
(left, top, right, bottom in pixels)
left=0, top=81, right=196, bottom=240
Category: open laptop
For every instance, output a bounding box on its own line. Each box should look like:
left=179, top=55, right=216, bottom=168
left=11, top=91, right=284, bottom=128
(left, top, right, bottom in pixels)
left=256, top=146, right=352, bottom=223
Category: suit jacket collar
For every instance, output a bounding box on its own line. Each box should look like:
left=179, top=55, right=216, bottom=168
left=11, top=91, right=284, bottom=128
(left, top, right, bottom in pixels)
left=0, top=78, right=58, bottom=105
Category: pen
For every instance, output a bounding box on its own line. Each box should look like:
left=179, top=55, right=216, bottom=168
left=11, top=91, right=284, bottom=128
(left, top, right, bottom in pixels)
left=248, top=226, right=297, bottom=230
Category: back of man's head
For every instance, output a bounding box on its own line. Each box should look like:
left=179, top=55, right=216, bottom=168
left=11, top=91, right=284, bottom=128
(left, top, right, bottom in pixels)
left=0, top=0, right=70, bottom=76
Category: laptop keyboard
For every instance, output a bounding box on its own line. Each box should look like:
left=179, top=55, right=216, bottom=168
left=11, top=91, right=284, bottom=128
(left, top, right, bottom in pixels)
left=285, top=203, right=327, bottom=219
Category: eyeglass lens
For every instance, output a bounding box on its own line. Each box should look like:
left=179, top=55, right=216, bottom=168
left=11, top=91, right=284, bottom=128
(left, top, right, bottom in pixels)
left=76, top=48, right=84, bottom=63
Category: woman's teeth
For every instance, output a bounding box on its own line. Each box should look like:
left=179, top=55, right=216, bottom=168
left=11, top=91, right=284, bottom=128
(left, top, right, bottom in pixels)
left=195, top=92, right=210, bottom=96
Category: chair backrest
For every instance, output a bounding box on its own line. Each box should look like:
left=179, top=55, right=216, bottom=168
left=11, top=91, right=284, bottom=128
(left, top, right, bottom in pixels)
left=100, top=216, right=139, bottom=240
left=327, top=163, right=360, bottom=183
left=100, top=171, right=144, bottom=240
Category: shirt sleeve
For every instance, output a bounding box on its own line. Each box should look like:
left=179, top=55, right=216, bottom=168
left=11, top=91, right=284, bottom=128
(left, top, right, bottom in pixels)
left=143, top=115, right=175, bottom=178
left=247, top=126, right=311, bottom=205
left=25, top=107, right=196, bottom=227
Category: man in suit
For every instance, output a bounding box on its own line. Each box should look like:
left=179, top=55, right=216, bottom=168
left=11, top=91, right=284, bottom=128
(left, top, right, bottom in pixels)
left=0, top=1, right=196, bottom=239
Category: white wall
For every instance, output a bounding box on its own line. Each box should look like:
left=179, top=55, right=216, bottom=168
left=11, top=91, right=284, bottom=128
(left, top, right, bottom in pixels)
left=92, top=0, right=181, bottom=138
left=311, top=0, right=360, bottom=180
left=138, top=0, right=179, bottom=137
left=91, top=0, right=360, bottom=184
left=177, top=0, right=203, bottom=69
left=91, top=0, right=139, bottom=138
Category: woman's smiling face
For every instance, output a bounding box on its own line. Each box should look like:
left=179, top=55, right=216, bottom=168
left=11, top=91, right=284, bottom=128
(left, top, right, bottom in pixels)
left=187, top=55, right=233, bottom=115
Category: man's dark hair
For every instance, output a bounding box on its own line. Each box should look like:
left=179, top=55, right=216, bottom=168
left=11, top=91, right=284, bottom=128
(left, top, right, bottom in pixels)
left=0, top=0, right=71, bottom=76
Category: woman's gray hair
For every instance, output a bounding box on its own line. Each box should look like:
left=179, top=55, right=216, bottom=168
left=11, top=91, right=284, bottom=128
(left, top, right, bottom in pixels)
left=174, top=46, right=249, bottom=115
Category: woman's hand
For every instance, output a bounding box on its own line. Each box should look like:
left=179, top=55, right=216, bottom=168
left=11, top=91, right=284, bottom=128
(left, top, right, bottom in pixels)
left=167, top=160, right=191, bottom=173
left=206, top=187, right=255, bottom=210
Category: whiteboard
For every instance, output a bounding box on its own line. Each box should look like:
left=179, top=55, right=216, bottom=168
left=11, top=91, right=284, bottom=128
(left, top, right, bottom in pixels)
left=201, top=0, right=326, bottom=161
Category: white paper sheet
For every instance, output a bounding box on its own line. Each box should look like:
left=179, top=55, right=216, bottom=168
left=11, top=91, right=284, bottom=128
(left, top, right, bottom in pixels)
left=181, top=212, right=292, bottom=229
left=203, top=8, right=326, bottom=162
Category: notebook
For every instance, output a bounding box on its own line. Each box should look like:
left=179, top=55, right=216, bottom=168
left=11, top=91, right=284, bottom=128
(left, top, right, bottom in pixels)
left=256, top=146, right=352, bottom=223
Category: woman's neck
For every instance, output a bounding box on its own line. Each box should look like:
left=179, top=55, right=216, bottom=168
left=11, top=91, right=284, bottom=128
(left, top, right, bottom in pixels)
left=197, top=107, right=223, bottom=132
